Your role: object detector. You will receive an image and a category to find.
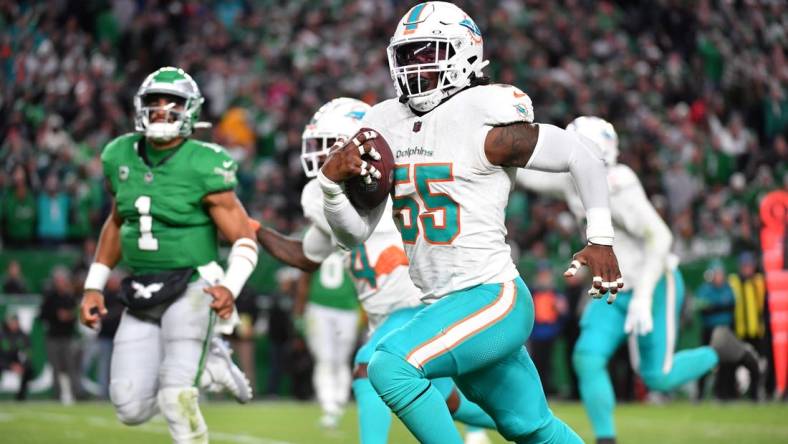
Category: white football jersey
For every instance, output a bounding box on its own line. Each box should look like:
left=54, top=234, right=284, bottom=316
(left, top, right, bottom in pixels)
left=301, top=179, right=422, bottom=329
left=362, top=84, right=535, bottom=301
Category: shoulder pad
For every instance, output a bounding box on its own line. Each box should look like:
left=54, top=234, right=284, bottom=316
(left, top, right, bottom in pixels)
left=460, top=84, right=534, bottom=125
left=101, top=133, right=140, bottom=162
left=607, top=164, right=640, bottom=193
left=361, top=99, right=407, bottom=131
left=190, top=139, right=233, bottom=158
left=189, top=140, right=236, bottom=168
left=187, top=139, right=238, bottom=192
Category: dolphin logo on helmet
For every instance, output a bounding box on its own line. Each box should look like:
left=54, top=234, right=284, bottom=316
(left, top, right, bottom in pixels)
left=566, top=116, right=620, bottom=166
left=300, top=98, right=371, bottom=178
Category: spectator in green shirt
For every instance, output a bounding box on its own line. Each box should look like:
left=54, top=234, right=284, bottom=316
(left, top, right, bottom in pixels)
left=1, top=165, right=36, bottom=247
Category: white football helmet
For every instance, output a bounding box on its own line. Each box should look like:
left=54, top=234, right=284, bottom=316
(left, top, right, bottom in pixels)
left=387, top=2, right=487, bottom=113
left=301, top=97, right=370, bottom=178
left=134, top=67, right=204, bottom=143
left=566, top=116, right=619, bottom=166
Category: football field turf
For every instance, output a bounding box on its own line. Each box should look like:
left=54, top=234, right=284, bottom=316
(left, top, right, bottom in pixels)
left=1, top=400, right=786, bottom=443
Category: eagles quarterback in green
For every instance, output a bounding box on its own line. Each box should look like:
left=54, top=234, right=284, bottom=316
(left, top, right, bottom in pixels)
left=79, top=67, right=259, bottom=443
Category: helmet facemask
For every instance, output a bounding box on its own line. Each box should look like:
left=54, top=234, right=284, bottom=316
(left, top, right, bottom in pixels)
left=134, top=67, right=204, bottom=143
left=137, top=93, right=190, bottom=143
left=300, top=135, right=339, bottom=178
left=387, top=2, right=486, bottom=113
left=389, top=38, right=479, bottom=112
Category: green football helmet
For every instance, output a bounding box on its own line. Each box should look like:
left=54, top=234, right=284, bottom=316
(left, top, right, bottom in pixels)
left=134, top=67, right=204, bottom=142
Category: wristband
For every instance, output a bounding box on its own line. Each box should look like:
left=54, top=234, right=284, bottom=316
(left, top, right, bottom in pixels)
left=586, top=207, right=615, bottom=246
left=219, top=238, right=258, bottom=298
left=317, top=169, right=349, bottom=209
left=84, top=263, right=111, bottom=292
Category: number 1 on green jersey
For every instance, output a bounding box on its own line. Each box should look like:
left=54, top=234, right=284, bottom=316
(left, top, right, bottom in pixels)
left=134, top=195, right=159, bottom=251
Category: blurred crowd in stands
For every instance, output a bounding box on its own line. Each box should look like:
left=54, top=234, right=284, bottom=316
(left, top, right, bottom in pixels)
left=0, top=0, right=785, bottom=401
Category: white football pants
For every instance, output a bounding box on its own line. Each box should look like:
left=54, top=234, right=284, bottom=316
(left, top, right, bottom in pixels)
left=109, top=279, right=214, bottom=444
left=304, top=302, right=359, bottom=417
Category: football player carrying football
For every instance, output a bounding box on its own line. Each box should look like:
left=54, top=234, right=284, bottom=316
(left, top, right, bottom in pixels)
left=517, top=116, right=762, bottom=444
left=79, top=67, right=258, bottom=444
left=319, top=3, right=622, bottom=443
left=255, top=97, right=496, bottom=443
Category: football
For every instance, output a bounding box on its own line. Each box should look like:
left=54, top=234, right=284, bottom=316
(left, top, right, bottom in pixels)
left=345, top=127, right=395, bottom=210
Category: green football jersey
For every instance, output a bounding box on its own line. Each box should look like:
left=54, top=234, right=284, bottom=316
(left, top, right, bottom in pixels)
left=308, top=251, right=358, bottom=310
left=101, top=133, right=238, bottom=274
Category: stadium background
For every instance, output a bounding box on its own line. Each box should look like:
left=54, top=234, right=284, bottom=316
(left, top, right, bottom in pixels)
left=0, top=0, right=786, bottom=442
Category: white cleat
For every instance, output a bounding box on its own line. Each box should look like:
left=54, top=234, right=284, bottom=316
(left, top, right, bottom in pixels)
left=319, top=411, right=342, bottom=430
left=464, top=430, right=492, bottom=444
left=203, top=337, right=253, bottom=403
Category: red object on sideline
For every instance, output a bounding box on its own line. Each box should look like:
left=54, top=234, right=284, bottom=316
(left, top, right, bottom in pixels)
left=760, top=190, right=788, bottom=396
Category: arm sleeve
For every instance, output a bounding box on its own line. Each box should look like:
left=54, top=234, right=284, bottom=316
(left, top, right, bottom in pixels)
left=515, top=169, right=573, bottom=199
left=302, top=224, right=334, bottom=263
left=526, top=123, right=614, bottom=244
left=611, top=174, right=673, bottom=303
left=301, top=181, right=332, bottom=234
left=318, top=170, right=386, bottom=249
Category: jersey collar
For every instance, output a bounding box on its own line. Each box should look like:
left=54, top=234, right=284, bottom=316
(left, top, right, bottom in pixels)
left=138, top=138, right=187, bottom=168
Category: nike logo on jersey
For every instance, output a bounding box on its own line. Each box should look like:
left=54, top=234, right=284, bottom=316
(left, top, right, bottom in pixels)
left=222, top=160, right=234, bottom=169
left=513, top=91, right=527, bottom=98
left=131, top=281, right=164, bottom=299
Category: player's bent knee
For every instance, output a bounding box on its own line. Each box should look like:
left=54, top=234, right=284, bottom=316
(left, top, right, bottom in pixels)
left=640, top=370, right=671, bottom=392
left=110, top=379, right=157, bottom=425
left=367, top=349, right=427, bottom=412
left=494, top=409, right=546, bottom=441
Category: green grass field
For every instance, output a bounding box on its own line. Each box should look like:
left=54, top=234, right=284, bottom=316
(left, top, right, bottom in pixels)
left=0, top=400, right=786, bottom=443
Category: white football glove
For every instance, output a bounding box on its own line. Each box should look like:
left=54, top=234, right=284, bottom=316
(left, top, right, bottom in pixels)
left=624, top=296, right=653, bottom=336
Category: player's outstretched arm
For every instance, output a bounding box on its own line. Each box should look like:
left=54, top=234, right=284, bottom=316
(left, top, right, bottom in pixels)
left=485, top=122, right=623, bottom=300
left=81, top=200, right=123, bottom=329
left=318, top=131, right=386, bottom=249
left=514, top=168, right=572, bottom=199
left=204, top=191, right=259, bottom=319
left=254, top=223, right=322, bottom=272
